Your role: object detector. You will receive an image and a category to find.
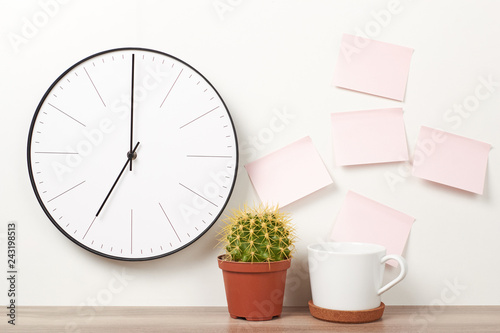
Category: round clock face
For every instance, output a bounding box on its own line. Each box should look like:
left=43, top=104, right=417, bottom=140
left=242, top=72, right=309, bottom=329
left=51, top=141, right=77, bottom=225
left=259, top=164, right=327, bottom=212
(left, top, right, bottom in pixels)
left=27, top=48, right=238, bottom=261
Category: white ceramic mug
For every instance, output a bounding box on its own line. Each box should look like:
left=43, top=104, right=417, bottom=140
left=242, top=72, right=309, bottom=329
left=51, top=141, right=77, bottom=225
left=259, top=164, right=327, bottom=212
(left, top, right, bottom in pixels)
left=307, top=242, right=407, bottom=311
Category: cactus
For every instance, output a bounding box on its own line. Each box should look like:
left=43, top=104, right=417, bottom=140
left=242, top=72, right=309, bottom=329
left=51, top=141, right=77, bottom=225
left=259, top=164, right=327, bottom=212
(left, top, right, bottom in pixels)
left=219, top=204, right=296, bottom=263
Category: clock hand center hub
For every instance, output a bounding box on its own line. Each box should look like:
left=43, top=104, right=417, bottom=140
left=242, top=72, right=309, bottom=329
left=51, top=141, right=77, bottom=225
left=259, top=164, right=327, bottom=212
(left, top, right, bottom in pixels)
left=127, top=151, right=137, bottom=160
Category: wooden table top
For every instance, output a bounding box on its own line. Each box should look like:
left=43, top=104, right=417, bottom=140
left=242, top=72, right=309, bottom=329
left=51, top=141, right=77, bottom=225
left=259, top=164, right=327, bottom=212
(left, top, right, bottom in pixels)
left=3, top=306, right=500, bottom=332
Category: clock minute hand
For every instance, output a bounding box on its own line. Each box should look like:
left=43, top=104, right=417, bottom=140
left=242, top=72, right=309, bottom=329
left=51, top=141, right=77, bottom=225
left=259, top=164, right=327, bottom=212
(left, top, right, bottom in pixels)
left=129, top=53, right=135, bottom=171
left=96, top=142, right=140, bottom=217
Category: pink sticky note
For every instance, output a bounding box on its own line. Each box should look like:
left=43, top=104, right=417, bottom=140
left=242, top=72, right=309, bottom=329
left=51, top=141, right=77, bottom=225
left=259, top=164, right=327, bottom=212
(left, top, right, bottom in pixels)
left=330, top=191, right=415, bottom=266
left=331, top=108, right=409, bottom=166
left=332, top=33, right=414, bottom=101
left=412, top=126, right=491, bottom=195
left=245, top=136, right=333, bottom=207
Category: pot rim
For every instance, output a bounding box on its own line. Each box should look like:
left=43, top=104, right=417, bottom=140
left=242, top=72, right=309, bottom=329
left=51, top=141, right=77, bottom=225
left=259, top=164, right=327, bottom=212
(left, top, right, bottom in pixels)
left=217, top=254, right=291, bottom=273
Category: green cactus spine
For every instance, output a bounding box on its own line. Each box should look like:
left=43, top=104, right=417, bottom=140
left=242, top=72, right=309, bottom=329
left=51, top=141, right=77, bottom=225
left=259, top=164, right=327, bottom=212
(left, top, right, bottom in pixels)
left=220, top=205, right=296, bottom=263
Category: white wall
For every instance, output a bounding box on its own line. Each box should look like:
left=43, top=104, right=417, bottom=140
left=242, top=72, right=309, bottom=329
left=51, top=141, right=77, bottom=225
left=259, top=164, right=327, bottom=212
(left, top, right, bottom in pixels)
left=1, top=0, right=499, bottom=310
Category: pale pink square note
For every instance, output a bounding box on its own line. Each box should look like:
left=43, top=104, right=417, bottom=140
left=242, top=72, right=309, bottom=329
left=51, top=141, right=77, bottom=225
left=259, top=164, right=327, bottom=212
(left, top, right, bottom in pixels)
left=331, top=108, right=409, bottom=166
left=412, top=126, right=491, bottom=195
left=332, top=33, right=414, bottom=101
left=330, top=191, right=415, bottom=266
left=245, top=136, right=333, bottom=207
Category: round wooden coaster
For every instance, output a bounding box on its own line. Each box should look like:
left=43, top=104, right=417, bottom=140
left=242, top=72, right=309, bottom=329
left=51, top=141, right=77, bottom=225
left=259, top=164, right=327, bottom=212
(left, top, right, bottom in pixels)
left=308, top=300, right=385, bottom=324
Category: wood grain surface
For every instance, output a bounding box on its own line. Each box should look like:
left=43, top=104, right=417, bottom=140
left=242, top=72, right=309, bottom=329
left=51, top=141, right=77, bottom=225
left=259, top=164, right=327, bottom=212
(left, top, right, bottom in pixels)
left=2, top=306, right=500, bottom=332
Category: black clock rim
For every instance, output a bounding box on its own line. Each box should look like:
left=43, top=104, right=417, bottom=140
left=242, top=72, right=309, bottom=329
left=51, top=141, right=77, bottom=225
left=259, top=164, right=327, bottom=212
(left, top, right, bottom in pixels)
left=27, top=47, right=239, bottom=261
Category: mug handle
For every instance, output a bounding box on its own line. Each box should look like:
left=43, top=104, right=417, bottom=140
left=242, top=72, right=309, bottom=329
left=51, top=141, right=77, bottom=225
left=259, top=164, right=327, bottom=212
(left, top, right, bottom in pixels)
left=377, top=255, right=407, bottom=295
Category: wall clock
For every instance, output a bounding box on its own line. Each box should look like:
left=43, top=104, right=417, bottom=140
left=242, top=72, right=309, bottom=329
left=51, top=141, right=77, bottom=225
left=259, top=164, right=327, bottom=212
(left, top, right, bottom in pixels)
left=27, top=48, right=238, bottom=261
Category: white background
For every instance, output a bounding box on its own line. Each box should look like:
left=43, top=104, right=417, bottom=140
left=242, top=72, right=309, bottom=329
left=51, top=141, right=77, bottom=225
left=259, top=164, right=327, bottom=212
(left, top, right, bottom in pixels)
left=1, top=0, right=499, bottom=311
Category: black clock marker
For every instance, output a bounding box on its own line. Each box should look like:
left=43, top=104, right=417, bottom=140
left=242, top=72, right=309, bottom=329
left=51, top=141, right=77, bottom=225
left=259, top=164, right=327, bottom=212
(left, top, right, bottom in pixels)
left=186, top=155, right=232, bottom=158
left=159, top=203, right=181, bottom=242
left=48, top=103, right=86, bottom=127
left=47, top=180, right=86, bottom=203
left=159, top=68, right=183, bottom=108
left=131, top=209, right=133, bottom=254
left=95, top=142, right=140, bottom=217
left=179, top=106, right=220, bottom=129
left=35, top=151, right=79, bottom=155
left=83, top=216, right=97, bottom=239
left=178, top=183, right=218, bottom=207
left=83, top=67, right=107, bottom=107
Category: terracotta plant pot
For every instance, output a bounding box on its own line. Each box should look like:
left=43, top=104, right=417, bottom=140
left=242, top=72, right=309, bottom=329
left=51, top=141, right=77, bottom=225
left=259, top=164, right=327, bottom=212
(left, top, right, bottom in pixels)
left=217, top=255, right=291, bottom=321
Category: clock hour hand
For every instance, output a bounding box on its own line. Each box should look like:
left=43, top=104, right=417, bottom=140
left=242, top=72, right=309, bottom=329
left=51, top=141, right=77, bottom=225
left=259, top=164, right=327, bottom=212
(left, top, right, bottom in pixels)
left=96, top=142, right=140, bottom=217
left=129, top=54, right=135, bottom=171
